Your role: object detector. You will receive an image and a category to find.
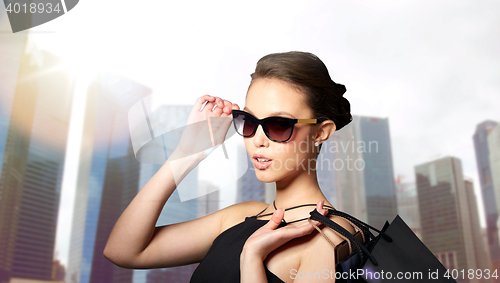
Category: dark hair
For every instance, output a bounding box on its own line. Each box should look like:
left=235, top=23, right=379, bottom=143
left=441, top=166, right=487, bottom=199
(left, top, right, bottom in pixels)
left=249, top=51, right=352, bottom=132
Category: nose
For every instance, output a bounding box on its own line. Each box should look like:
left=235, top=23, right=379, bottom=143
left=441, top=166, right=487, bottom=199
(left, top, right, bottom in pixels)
left=252, top=124, right=269, bottom=148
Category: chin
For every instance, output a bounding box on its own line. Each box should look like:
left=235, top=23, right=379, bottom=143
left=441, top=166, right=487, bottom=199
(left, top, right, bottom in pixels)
left=255, top=175, right=275, bottom=183
left=253, top=170, right=279, bottom=183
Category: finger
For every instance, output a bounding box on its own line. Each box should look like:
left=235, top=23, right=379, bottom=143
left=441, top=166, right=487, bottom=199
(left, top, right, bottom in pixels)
left=317, top=200, right=328, bottom=215
left=197, top=95, right=215, bottom=104
left=203, top=99, right=225, bottom=116
left=212, top=104, right=223, bottom=116
left=220, top=100, right=232, bottom=117
left=210, top=97, right=224, bottom=116
left=265, top=208, right=284, bottom=230
left=214, top=97, right=224, bottom=109
left=202, top=101, right=217, bottom=114
left=196, top=95, right=216, bottom=110
left=280, top=221, right=317, bottom=239
left=199, top=95, right=216, bottom=111
left=222, top=100, right=232, bottom=114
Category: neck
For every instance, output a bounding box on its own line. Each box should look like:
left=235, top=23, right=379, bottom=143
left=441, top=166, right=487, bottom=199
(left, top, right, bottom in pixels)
left=272, top=169, right=329, bottom=209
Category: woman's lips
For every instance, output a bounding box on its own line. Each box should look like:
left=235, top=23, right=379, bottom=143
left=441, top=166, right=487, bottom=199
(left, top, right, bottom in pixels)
left=253, top=157, right=273, bottom=170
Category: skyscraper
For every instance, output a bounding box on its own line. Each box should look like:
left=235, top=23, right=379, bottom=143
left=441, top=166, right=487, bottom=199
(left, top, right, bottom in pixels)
left=416, top=156, right=487, bottom=283
left=0, top=14, right=28, bottom=177
left=0, top=40, right=75, bottom=282
left=464, top=178, right=490, bottom=276
left=66, top=73, right=151, bottom=283
left=395, top=181, right=421, bottom=240
left=330, top=115, right=397, bottom=229
left=473, top=120, right=500, bottom=272
left=487, top=123, right=500, bottom=224
left=0, top=14, right=29, bottom=283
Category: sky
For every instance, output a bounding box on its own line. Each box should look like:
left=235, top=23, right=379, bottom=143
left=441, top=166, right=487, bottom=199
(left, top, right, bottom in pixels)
left=3, top=0, right=499, bottom=267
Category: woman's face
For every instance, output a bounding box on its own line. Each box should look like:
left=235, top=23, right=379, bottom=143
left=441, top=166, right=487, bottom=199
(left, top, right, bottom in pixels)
left=243, top=78, right=319, bottom=183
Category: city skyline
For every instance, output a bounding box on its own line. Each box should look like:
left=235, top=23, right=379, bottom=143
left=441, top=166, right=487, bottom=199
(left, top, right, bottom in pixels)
left=15, top=71, right=500, bottom=268
left=2, top=0, right=500, bottom=281
left=1, top=61, right=498, bottom=280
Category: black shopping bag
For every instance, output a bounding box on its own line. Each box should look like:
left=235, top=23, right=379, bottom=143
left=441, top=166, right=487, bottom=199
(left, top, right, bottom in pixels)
left=309, top=209, right=456, bottom=283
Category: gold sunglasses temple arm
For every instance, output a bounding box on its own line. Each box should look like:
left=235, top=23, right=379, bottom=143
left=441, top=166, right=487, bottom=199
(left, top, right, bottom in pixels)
left=297, top=118, right=318, bottom=124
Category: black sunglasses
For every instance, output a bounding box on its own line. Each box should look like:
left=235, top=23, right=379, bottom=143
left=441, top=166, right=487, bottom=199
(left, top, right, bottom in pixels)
left=231, top=110, right=325, bottom=143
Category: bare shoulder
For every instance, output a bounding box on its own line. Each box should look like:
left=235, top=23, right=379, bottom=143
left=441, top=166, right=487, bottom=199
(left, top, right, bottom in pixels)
left=218, top=201, right=269, bottom=233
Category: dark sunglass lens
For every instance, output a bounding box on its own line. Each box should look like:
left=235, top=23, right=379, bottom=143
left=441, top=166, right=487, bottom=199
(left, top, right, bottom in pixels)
left=266, top=118, right=293, bottom=141
left=242, top=115, right=256, bottom=137
left=233, top=112, right=245, bottom=136
left=233, top=112, right=256, bottom=137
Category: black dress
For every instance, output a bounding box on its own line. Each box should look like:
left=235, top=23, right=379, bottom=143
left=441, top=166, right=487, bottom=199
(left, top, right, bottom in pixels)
left=189, top=216, right=286, bottom=283
left=189, top=203, right=335, bottom=283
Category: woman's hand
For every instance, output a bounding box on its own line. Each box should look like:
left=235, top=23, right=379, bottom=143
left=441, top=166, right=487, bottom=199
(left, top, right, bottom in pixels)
left=242, top=201, right=329, bottom=261
left=173, top=95, right=240, bottom=161
left=240, top=201, right=329, bottom=283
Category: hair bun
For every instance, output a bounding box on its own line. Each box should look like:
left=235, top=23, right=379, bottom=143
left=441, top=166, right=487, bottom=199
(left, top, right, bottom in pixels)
left=341, top=96, right=351, bottom=113
left=334, top=82, right=347, bottom=96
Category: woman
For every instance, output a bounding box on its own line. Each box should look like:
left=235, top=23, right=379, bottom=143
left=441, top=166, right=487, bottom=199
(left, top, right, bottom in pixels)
left=104, top=51, right=356, bottom=283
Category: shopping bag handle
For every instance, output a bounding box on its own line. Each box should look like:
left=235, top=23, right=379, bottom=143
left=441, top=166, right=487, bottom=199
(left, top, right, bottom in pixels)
left=326, top=209, right=392, bottom=243
left=325, top=209, right=369, bottom=244
left=314, top=210, right=369, bottom=247
left=309, top=209, right=382, bottom=266
left=307, top=217, right=352, bottom=253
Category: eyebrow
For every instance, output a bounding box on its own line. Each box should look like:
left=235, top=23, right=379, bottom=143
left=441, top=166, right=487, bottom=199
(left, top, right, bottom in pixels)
left=243, top=107, right=296, bottom=119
